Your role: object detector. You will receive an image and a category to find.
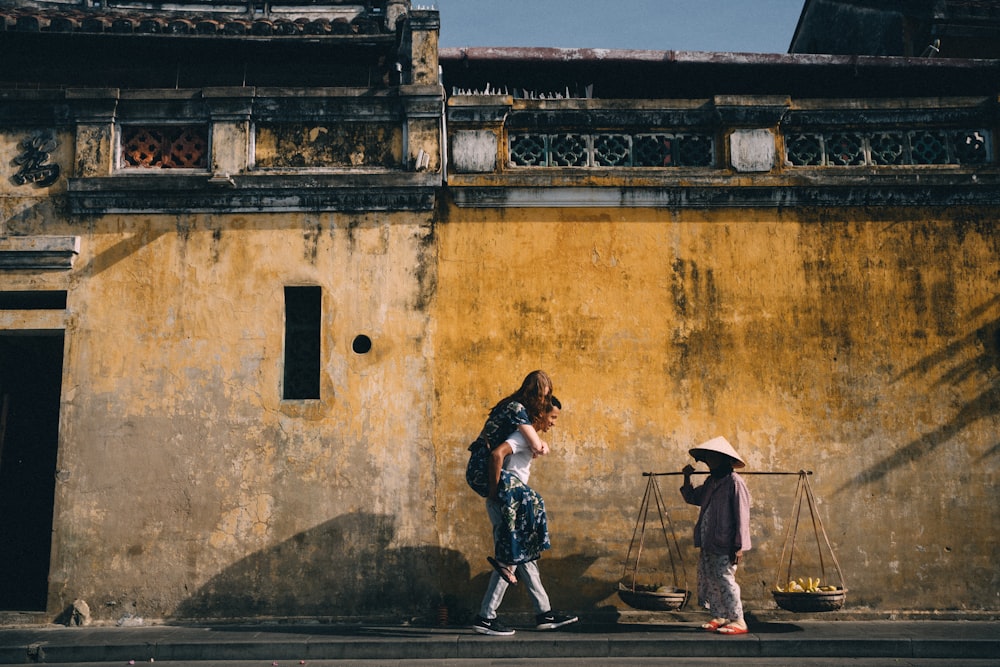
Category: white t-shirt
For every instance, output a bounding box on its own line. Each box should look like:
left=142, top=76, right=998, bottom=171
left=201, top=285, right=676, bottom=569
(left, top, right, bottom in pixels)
left=503, top=430, right=534, bottom=485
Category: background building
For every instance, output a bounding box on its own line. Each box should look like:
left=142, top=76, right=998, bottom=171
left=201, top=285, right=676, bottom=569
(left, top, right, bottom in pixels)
left=1, top=0, right=998, bottom=624
left=790, top=0, right=1000, bottom=58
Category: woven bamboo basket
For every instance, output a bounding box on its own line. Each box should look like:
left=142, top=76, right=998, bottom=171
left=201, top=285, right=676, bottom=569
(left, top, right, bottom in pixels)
left=772, top=587, right=847, bottom=612
left=617, top=584, right=690, bottom=611
left=773, top=472, right=848, bottom=613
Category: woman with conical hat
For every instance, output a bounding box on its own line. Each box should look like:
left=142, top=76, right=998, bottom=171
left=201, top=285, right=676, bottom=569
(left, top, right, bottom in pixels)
left=680, top=436, right=752, bottom=635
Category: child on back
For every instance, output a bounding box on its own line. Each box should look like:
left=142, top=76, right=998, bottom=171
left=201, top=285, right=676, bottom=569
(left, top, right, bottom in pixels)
left=474, top=397, right=578, bottom=636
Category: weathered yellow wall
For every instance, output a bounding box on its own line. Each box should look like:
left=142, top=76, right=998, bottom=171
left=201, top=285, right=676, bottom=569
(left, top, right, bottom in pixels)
left=433, top=202, right=1000, bottom=615
left=2, top=121, right=999, bottom=622
left=43, top=210, right=444, bottom=619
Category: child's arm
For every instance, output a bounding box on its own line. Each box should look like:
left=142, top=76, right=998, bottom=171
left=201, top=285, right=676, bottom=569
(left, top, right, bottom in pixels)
left=487, top=441, right=514, bottom=500
left=517, top=423, right=549, bottom=456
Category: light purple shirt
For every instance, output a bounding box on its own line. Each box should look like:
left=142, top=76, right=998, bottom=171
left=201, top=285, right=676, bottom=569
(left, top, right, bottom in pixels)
left=681, top=471, right=752, bottom=555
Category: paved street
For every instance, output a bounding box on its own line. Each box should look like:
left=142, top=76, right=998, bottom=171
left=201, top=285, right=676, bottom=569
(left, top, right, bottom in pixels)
left=19, top=659, right=1000, bottom=667
left=0, top=619, right=998, bottom=666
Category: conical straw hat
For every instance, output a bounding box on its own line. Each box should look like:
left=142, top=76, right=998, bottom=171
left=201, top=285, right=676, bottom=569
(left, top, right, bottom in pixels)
left=689, top=436, right=746, bottom=468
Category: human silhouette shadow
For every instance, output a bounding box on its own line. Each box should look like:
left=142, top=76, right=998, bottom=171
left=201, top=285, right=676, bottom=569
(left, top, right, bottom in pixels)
left=170, top=513, right=617, bottom=626
left=171, top=512, right=468, bottom=623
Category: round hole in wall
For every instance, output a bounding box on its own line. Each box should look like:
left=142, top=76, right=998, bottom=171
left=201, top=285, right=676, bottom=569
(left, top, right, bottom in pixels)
left=352, top=334, right=372, bottom=354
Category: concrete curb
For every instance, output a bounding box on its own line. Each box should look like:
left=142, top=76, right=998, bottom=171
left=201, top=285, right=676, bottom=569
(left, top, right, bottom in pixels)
left=0, top=621, right=998, bottom=664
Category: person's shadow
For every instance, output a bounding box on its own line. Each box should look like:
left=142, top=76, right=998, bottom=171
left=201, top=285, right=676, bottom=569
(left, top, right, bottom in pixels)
left=169, top=512, right=610, bottom=626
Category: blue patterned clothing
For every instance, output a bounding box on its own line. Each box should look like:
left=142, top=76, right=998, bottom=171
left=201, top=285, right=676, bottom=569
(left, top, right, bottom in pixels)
left=466, top=401, right=532, bottom=498
left=492, top=471, right=551, bottom=565
left=480, top=504, right=551, bottom=619
left=477, top=401, right=531, bottom=450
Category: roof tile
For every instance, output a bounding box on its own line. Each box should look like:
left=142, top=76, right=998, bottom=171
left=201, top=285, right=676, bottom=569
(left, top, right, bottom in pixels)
left=0, top=0, right=396, bottom=38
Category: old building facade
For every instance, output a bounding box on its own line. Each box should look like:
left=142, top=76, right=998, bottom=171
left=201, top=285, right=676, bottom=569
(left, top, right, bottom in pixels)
left=0, top=0, right=998, bottom=624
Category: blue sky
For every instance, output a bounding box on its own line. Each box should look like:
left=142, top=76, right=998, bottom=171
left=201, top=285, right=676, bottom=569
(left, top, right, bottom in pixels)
left=436, top=0, right=806, bottom=54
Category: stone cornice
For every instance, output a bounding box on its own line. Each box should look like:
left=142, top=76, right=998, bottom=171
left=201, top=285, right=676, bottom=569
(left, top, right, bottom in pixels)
left=1, top=86, right=446, bottom=123
left=447, top=176, right=1000, bottom=209
left=67, top=173, right=440, bottom=213
left=0, top=0, right=405, bottom=38
left=0, top=236, right=79, bottom=270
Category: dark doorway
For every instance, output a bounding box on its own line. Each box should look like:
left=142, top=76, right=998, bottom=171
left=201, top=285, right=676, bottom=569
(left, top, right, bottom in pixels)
left=0, top=333, right=63, bottom=611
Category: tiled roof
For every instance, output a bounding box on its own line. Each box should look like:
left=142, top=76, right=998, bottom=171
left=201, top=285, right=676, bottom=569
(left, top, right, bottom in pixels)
left=0, top=0, right=398, bottom=37
left=940, top=0, right=1000, bottom=20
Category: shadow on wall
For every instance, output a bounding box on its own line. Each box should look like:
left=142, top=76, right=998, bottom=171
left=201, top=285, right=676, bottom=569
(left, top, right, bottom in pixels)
left=171, top=512, right=462, bottom=622
left=170, top=512, right=611, bottom=624
left=839, top=297, right=1000, bottom=492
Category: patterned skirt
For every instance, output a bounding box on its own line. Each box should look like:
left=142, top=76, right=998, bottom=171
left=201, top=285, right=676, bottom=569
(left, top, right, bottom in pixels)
left=493, top=471, right=551, bottom=565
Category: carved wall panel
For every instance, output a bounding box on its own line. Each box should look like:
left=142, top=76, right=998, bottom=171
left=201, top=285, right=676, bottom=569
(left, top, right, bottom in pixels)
left=12, top=130, right=61, bottom=186
left=254, top=123, right=402, bottom=169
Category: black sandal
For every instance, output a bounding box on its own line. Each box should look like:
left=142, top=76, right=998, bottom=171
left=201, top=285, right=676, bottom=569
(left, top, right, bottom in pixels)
left=487, top=556, right=517, bottom=585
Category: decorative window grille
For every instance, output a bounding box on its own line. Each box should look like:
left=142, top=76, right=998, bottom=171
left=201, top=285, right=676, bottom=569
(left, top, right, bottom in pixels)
left=675, top=134, right=714, bottom=167
left=593, top=135, right=631, bottom=167
left=950, top=129, right=989, bottom=164
left=120, top=125, right=209, bottom=169
left=785, top=129, right=992, bottom=167
left=510, top=132, right=715, bottom=167
left=550, top=134, right=588, bottom=166
left=508, top=135, right=546, bottom=166
left=869, top=132, right=907, bottom=165
left=910, top=130, right=949, bottom=164
left=826, top=133, right=866, bottom=166
left=633, top=135, right=673, bottom=166
left=785, top=134, right=822, bottom=166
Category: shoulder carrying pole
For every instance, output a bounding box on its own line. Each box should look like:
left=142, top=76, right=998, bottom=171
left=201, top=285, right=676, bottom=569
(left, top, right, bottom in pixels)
left=644, top=470, right=813, bottom=476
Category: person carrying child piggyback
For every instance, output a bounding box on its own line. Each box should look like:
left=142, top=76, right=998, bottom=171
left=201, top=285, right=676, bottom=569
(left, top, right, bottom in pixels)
left=680, top=436, right=752, bottom=635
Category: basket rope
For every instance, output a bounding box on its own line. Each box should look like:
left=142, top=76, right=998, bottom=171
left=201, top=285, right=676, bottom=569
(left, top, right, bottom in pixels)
left=621, top=473, right=688, bottom=593
left=775, top=471, right=846, bottom=590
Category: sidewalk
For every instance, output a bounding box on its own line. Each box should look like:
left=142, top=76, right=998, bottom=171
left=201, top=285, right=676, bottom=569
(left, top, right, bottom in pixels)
left=0, top=619, right=998, bottom=665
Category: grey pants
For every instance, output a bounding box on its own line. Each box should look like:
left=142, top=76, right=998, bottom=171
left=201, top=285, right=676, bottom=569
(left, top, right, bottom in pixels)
left=479, top=499, right=551, bottom=619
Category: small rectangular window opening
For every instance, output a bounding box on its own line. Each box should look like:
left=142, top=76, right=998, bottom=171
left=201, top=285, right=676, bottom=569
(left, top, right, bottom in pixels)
left=0, top=291, right=67, bottom=310
left=283, top=286, right=321, bottom=400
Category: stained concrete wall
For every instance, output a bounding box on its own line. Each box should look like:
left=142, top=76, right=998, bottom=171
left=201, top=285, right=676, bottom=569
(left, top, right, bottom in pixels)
left=47, top=210, right=442, bottom=620
left=2, top=127, right=999, bottom=622
left=2, top=96, right=1000, bottom=625
left=0, top=122, right=445, bottom=619
left=432, top=205, right=1000, bottom=616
